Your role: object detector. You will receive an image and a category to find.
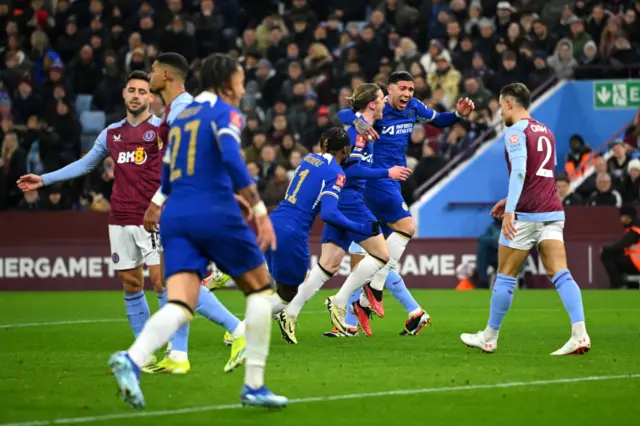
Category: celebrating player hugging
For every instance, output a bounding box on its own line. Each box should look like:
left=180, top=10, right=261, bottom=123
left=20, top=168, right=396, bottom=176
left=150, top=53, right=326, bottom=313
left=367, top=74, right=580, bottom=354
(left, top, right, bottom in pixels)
left=329, top=71, right=474, bottom=332
left=460, top=82, right=590, bottom=356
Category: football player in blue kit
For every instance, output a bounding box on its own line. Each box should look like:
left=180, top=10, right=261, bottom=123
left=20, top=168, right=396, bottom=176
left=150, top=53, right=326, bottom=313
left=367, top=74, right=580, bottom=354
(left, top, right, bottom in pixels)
left=109, top=53, right=287, bottom=409
left=266, top=127, right=382, bottom=343
left=334, top=71, right=475, bottom=321
left=273, top=84, right=425, bottom=341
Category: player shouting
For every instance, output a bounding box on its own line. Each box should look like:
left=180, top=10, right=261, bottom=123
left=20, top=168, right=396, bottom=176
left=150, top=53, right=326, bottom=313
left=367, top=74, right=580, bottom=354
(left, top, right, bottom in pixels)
left=329, top=71, right=474, bottom=330
left=109, top=53, right=287, bottom=409
left=274, top=84, right=428, bottom=342
left=460, top=83, right=590, bottom=355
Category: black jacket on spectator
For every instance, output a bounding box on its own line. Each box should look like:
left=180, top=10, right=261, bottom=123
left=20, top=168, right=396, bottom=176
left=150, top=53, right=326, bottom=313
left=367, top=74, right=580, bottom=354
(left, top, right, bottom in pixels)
left=70, top=58, right=102, bottom=95
left=587, top=189, right=623, bottom=207
left=562, top=192, right=584, bottom=207
left=0, top=147, right=27, bottom=209
left=621, top=177, right=640, bottom=204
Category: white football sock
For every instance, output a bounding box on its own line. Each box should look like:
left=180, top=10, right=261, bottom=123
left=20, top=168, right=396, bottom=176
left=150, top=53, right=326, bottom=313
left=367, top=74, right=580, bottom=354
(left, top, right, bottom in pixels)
left=231, top=320, right=245, bottom=339
left=482, top=325, right=499, bottom=341
left=244, top=292, right=271, bottom=389
left=285, top=265, right=332, bottom=320
left=370, top=232, right=410, bottom=291
left=334, top=255, right=385, bottom=308
left=168, top=350, right=188, bottom=362
left=571, top=320, right=587, bottom=338
left=128, top=303, right=191, bottom=368
left=270, top=292, right=287, bottom=315
left=359, top=291, right=371, bottom=307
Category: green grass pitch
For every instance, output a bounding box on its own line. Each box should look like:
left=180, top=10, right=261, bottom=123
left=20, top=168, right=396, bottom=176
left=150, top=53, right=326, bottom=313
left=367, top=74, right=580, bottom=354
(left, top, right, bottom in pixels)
left=1, top=290, right=639, bottom=426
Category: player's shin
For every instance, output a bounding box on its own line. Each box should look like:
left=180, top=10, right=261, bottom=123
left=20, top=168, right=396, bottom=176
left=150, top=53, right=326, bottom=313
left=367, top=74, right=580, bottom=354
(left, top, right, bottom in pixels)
left=552, top=269, right=587, bottom=337
left=196, top=286, right=241, bottom=334
left=334, top=254, right=386, bottom=308
left=128, top=301, right=194, bottom=368
left=369, top=231, right=411, bottom=291
left=244, top=289, right=272, bottom=389
left=285, top=264, right=334, bottom=320
left=485, top=273, right=517, bottom=338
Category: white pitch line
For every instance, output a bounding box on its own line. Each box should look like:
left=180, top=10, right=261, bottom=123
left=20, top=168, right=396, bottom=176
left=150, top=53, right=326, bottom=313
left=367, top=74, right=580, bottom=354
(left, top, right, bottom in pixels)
left=1, top=307, right=638, bottom=329
left=1, top=374, right=638, bottom=426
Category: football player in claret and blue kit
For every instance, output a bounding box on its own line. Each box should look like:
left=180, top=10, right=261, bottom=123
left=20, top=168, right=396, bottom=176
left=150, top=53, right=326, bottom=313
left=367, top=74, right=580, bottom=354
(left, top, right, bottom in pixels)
left=108, top=53, right=287, bottom=409
left=460, top=82, right=590, bottom=356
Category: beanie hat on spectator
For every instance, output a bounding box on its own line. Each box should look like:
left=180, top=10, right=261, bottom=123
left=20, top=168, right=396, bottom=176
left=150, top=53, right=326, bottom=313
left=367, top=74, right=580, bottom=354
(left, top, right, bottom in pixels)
left=583, top=40, right=597, bottom=55
left=35, top=10, right=49, bottom=29
left=318, top=106, right=329, bottom=116
left=497, top=2, right=514, bottom=12
left=305, top=91, right=318, bottom=101
left=478, top=18, right=494, bottom=29
left=469, top=0, right=482, bottom=11
left=0, top=92, right=10, bottom=107
left=430, top=39, right=444, bottom=51
left=627, top=159, right=640, bottom=174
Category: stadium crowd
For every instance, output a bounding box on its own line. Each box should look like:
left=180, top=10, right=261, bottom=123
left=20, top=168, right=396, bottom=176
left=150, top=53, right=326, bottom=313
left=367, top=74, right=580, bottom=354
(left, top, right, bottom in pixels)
left=1, top=0, right=640, bottom=211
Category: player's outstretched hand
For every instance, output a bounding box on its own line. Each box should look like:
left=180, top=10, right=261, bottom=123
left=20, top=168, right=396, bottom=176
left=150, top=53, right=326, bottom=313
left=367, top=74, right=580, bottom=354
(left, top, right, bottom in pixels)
left=388, top=166, right=412, bottom=181
left=234, top=194, right=254, bottom=223
left=143, top=204, right=161, bottom=232
left=354, top=117, right=379, bottom=141
left=456, top=97, right=475, bottom=117
left=490, top=198, right=507, bottom=219
left=16, top=174, right=43, bottom=192
left=501, top=212, right=517, bottom=241
left=256, top=215, right=277, bottom=251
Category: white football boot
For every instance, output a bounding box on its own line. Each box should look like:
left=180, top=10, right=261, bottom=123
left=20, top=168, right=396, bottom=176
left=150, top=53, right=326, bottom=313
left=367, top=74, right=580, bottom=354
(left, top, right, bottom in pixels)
left=551, top=335, right=591, bottom=355
left=460, top=331, right=498, bottom=353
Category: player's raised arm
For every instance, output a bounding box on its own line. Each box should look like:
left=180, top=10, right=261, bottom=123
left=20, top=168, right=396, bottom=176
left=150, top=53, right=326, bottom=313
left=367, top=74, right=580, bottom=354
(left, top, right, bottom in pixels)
left=17, top=129, right=109, bottom=191
left=336, top=109, right=380, bottom=141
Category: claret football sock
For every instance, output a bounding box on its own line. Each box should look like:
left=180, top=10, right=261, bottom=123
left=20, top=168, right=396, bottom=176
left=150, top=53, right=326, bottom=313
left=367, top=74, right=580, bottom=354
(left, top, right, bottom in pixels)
left=124, top=290, right=151, bottom=338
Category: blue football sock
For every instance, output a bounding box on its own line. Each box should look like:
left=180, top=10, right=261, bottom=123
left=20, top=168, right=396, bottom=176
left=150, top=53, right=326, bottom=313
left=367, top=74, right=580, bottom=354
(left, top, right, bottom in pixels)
left=124, top=291, right=150, bottom=338
left=552, top=269, right=585, bottom=324
left=169, top=322, right=190, bottom=353
left=157, top=289, right=167, bottom=310
left=345, top=290, right=360, bottom=328
left=195, top=286, right=240, bottom=333
left=487, top=274, right=517, bottom=330
left=385, top=269, right=420, bottom=314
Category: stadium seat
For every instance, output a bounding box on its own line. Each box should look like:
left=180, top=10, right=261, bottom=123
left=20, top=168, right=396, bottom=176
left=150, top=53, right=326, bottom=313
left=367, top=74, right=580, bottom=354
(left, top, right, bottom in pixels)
left=80, top=111, right=106, bottom=134
left=76, top=94, right=93, bottom=116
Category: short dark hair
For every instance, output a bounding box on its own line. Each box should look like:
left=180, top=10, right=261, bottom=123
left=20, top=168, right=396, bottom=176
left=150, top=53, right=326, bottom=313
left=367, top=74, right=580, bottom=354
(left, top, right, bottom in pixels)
left=320, top=127, right=350, bottom=153
left=200, top=53, right=240, bottom=94
left=388, top=71, right=414, bottom=85
left=156, top=52, right=189, bottom=80
left=127, top=70, right=149, bottom=84
left=555, top=174, right=570, bottom=184
left=500, top=83, right=531, bottom=109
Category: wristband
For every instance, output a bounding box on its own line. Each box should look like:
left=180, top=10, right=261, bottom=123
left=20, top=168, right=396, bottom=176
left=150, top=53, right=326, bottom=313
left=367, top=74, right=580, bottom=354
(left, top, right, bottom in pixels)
left=151, top=190, right=167, bottom=207
left=253, top=201, right=268, bottom=217
left=455, top=111, right=462, bottom=118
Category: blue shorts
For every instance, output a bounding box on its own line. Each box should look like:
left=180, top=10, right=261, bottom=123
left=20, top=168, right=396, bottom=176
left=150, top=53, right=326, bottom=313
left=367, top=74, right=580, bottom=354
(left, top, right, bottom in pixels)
left=265, top=218, right=309, bottom=287
left=364, top=179, right=411, bottom=224
left=160, top=213, right=265, bottom=280
left=321, top=201, right=376, bottom=252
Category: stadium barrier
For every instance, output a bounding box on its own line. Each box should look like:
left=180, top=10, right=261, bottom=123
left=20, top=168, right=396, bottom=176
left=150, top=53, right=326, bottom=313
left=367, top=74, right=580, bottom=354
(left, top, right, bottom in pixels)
left=0, top=207, right=622, bottom=290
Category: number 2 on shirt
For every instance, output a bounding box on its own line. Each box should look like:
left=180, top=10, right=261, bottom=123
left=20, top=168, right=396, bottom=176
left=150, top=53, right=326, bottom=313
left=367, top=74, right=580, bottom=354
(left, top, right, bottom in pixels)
left=169, top=119, right=200, bottom=181
left=286, top=169, right=309, bottom=204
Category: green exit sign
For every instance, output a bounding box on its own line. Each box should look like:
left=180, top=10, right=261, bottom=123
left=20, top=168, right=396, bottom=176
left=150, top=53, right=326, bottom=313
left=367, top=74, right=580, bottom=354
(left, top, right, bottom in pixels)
left=594, top=81, right=640, bottom=109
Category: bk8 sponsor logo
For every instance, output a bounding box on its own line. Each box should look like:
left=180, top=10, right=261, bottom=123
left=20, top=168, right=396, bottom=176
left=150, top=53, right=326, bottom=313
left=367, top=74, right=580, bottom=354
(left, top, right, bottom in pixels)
left=117, top=147, right=147, bottom=165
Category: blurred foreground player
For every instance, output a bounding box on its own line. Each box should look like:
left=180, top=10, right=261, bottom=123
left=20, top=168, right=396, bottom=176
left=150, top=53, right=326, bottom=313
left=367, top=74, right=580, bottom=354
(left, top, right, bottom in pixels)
left=141, top=52, right=245, bottom=375
left=109, top=54, right=287, bottom=409
left=267, top=127, right=382, bottom=343
left=460, top=83, right=590, bottom=355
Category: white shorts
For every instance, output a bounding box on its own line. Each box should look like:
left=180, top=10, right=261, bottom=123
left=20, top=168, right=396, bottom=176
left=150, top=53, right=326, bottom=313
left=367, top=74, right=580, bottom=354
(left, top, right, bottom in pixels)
left=348, top=242, right=366, bottom=255
left=498, top=220, right=564, bottom=251
left=108, top=225, right=161, bottom=270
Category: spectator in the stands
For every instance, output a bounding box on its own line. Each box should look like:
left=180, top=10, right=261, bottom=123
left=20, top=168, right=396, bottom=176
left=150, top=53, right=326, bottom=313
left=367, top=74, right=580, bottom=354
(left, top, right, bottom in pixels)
left=547, top=38, right=577, bottom=78
left=70, top=45, right=102, bottom=95
left=556, top=175, right=583, bottom=206
left=412, top=141, right=445, bottom=190
left=565, top=134, right=593, bottom=180
left=586, top=3, right=611, bottom=43
left=531, top=19, right=556, bottom=55
left=263, top=165, right=290, bottom=209
left=15, top=190, right=41, bottom=211
left=276, top=134, right=308, bottom=169
left=600, top=205, right=640, bottom=289
left=258, top=145, right=279, bottom=186
left=567, top=16, right=593, bottom=58
left=608, top=140, right=631, bottom=186
left=461, top=75, right=492, bottom=111
left=587, top=172, right=623, bottom=207
left=427, top=55, right=461, bottom=109
left=574, top=40, right=607, bottom=80
left=529, top=51, right=555, bottom=91
left=0, top=131, right=26, bottom=209
left=620, top=159, right=640, bottom=204
left=244, top=131, right=267, bottom=164
left=12, top=78, right=43, bottom=125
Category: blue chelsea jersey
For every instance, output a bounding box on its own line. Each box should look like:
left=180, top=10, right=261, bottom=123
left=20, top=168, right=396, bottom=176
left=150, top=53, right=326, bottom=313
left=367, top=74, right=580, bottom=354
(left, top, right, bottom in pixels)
left=272, top=153, right=346, bottom=230
left=162, top=91, right=250, bottom=217
left=342, top=126, right=374, bottom=195
left=372, top=98, right=436, bottom=169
